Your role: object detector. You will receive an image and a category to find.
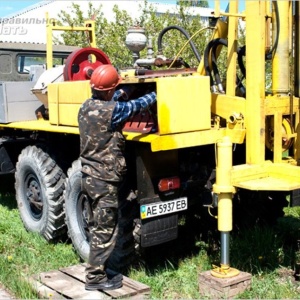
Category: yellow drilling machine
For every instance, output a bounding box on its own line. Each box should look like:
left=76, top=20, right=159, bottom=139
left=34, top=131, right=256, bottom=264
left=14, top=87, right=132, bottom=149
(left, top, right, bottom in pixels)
left=0, top=1, right=299, bottom=292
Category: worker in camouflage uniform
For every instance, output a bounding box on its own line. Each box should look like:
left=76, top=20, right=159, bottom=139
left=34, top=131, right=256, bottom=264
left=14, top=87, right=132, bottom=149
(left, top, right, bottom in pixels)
left=78, top=64, right=157, bottom=291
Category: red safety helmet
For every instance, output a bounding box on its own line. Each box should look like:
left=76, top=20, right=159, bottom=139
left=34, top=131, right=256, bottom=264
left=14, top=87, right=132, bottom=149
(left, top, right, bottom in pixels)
left=90, top=64, right=122, bottom=91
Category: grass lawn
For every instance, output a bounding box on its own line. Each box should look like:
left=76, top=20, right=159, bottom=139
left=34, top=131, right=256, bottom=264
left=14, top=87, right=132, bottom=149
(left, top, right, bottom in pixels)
left=0, top=176, right=300, bottom=299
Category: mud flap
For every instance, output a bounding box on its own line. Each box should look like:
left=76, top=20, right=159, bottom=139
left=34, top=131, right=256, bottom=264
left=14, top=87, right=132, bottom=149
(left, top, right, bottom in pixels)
left=0, top=145, right=14, bottom=173
left=140, top=213, right=178, bottom=247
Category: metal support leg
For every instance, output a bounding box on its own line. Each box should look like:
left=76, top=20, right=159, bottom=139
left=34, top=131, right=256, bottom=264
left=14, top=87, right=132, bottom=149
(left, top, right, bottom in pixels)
left=221, top=231, right=230, bottom=266
left=212, top=136, right=239, bottom=278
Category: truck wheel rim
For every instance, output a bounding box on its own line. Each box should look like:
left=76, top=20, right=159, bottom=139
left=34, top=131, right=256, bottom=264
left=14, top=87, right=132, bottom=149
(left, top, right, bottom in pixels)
left=25, top=174, right=43, bottom=220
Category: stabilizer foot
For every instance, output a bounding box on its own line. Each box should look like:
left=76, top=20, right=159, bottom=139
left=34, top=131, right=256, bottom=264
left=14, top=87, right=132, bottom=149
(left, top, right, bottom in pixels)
left=211, top=264, right=240, bottom=278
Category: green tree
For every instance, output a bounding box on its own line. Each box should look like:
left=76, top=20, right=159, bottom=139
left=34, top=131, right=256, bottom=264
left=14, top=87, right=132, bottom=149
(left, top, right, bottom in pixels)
left=53, top=2, right=133, bottom=67
left=53, top=1, right=212, bottom=69
left=176, top=0, right=209, bottom=8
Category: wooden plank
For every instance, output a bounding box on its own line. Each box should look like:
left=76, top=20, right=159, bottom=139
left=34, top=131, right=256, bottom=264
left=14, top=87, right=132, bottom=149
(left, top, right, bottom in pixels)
left=107, top=285, right=137, bottom=299
left=29, top=276, right=66, bottom=300
left=38, top=270, right=110, bottom=299
left=60, top=264, right=85, bottom=282
left=60, top=264, right=150, bottom=292
left=59, top=264, right=149, bottom=299
left=30, top=264, right=151, bottom=299
left=60, top=264, right=138, bottom=298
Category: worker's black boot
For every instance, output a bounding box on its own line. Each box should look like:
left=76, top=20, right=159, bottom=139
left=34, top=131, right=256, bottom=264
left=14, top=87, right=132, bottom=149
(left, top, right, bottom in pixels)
left=85, top=271, right=123, bottom=291
left=85, top=278, right=123, bottom=291
left=106, top=268, right=123, bottom=282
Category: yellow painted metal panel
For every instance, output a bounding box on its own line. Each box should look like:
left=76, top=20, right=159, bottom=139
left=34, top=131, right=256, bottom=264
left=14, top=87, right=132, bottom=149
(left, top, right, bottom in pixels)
left=211, top=94, right=246, bottom=119
left=48, top=81, right=91, bottom=126
left=0, top=120, right=79, bottom=134
left=234, top=177, right=300, bottom=191
left=231, top=161, right=300, bottom=191
left=156, top=75, right=211, bottom=135
left=225, top=128, right=246, bottom=144
left=48, top=103, right=81, bottom=127
left=124, top=127, right=245, bottom=152
left=245, top=1, right=266, bottom=164
left=265, top=95, right=299, bottom=115
left=268, top=163, right=300, bottom=180
left=150, top=128, right=226, bottom=151
left=231, top=162, right=271, bottom=184
left=48, top=81, right=91, bottom=104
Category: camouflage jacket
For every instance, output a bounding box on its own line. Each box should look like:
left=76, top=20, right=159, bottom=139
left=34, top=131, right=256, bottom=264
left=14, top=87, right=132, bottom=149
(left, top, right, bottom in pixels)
left=78, top=97, right=126, bottom=182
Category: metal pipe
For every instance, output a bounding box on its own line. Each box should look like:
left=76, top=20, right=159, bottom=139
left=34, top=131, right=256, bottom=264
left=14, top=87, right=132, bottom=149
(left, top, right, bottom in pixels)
left=220, top=231, right=230, bottom=266
left=133, top=58, right=156, bottom=68
left=272, top=1, right=290, bottom=95
left=134, top=68, right=197, bottom=78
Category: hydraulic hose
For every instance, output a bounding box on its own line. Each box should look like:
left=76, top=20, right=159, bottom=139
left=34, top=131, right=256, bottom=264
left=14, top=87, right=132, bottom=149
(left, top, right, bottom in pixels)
left=205, top=38, right=245, bottom=95
left=237, top=45, right=246, bottom=78
left=211, top=38, right=228, bottom=92
left=204, top=38, right=220, bottom=88
left=157, top=25, right=201, bottom=62
left=204, top=38, right=229, bottom=90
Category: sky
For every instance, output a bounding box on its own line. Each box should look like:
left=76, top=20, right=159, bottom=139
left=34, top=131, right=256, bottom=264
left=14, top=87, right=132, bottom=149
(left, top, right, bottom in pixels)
left=0, top=1, right=39, bottom=17
left=0, top=0, right=233, bottom=18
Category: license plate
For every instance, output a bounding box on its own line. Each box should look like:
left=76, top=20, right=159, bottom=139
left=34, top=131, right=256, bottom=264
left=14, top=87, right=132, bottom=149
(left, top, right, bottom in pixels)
left=140, top=197, right=188, bottom=220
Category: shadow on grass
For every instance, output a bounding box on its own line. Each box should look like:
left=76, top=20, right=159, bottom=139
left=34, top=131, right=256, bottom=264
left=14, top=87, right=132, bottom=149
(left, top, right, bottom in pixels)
left=228, top=190, right=300, bottom=275
left=135, top=190, right=300, bottom=278
left=135, top=204, right=219, bottom=274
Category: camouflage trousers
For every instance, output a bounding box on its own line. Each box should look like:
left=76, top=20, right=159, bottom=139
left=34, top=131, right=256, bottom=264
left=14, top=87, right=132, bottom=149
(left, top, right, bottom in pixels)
left=82, top=174, right=120, bottom=283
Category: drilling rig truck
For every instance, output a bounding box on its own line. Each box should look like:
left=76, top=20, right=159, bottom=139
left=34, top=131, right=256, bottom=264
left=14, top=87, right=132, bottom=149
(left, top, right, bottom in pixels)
left=1, top=0, right=300, bottom=276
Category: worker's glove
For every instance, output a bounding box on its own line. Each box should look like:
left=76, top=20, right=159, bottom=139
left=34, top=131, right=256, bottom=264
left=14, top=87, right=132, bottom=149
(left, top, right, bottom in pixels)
left=121, top=85, right=136, bottom=100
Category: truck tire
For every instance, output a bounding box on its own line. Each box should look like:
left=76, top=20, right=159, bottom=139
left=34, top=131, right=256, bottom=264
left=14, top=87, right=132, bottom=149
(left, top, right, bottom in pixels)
left=64, top=159, right=138, bottom=271
left=15, top=145, right=66, bottom=240
left=64, top=159, right=90, bottom=261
